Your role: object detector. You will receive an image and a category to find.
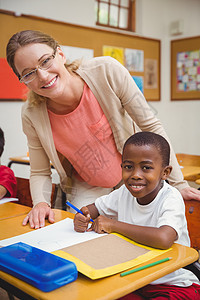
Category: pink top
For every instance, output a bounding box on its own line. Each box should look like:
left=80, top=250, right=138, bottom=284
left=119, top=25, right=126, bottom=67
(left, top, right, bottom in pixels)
left=48, top=83, right=122, bottom=188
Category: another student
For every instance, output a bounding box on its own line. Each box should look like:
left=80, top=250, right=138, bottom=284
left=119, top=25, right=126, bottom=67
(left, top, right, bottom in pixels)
left=74, top=132, right=200, bottom=299
left=0, top=128, right=17, bottom=200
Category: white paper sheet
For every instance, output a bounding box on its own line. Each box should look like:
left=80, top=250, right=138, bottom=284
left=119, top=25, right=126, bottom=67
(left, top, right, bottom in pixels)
left=0, top=198, right=18, bottom=204
left=0, top=218, right=106, bottom=252
left=61, top=45, right=94, bottom=61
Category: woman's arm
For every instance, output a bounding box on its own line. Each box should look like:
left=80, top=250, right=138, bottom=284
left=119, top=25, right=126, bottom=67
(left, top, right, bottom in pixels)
left=22, top=106, right=53, bottom=207
left=22, top=106, right=54, bottom=228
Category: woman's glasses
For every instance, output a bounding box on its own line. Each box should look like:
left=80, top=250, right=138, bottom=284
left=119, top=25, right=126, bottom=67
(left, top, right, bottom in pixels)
left=19, top=49, right=57, bottom=84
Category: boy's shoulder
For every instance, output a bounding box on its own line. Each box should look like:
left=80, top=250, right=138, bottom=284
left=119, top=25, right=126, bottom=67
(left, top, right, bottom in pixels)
left=159, top=181, right=184, bottom=205
left=163, top=181, right=183, bottom=196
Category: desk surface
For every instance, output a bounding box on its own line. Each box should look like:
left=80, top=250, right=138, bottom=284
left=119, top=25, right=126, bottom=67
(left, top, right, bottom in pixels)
left=0, top=204, right=198, bottom=300
left=0, top=202, right=31, bottom=221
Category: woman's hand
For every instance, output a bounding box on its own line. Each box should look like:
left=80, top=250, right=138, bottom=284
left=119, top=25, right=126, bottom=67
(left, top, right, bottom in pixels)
left=180, top=186, right=200, bottom=201
left=22, top=202, right=55, bottom=229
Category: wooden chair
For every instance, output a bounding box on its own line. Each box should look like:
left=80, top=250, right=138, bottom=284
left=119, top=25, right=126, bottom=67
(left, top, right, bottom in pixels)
left=16, top=177, right=58, bottom=208
left=184, top=199, right=200, bottom=279
left=195, top=179, right=200, bottom=186
left=176, top=153, right=200, bottom=249
left=176, top=153, right=200, bottom=181
left=175, top=154, right=200, bottom=278
left=184, top=199, right=200, bottom=252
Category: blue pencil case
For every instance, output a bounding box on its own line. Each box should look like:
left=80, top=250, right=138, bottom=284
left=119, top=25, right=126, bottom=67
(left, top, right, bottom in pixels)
left=0, top=242, right=78, bottom=292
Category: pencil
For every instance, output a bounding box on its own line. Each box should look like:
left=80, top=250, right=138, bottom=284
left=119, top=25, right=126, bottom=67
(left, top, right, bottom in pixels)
left=66, top=201, right=94, bottom=222
left=120, top=257, right=172, bottom=277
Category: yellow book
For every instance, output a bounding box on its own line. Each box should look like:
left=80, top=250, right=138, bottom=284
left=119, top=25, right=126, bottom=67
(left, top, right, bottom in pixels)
left=53, top=233, right=170, bottom=280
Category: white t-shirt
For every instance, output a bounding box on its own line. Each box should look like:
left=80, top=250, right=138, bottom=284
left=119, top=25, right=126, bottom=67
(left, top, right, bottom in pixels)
left=95, top=181, right=200, bottom=286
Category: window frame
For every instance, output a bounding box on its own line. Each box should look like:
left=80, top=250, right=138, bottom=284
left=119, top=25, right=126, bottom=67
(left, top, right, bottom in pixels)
left=96, top=0, right=135, bottom=32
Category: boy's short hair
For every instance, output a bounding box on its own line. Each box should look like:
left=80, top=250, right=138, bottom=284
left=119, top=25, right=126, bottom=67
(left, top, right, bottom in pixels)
left=0, top=128, right=5, bottom=157
left=123, top=132, right=170, bottom=167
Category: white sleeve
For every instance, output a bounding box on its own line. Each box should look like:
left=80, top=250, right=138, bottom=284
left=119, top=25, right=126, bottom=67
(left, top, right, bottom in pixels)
left=95, top=187, right=124, bottom=219
left=157, top=188, right=189, bottom=245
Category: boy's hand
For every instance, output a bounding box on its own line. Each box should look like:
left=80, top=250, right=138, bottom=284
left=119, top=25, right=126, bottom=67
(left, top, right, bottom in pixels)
left=73, top=206, right=92, bottom=232
left=91, top=215, right=114, bottom=234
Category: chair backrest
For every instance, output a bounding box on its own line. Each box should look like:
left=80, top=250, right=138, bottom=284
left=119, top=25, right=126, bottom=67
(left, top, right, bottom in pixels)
left=184, top=199, right=200, bottom=251
left=176, top=153, right=200, bottom=167
left=176, top=154, right=200, bottom=250
left=16, top=177, right=57, bottom=208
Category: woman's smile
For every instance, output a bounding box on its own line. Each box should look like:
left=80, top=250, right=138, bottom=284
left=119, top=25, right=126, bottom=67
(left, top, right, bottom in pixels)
left=42, top=76, right=58, bottom=89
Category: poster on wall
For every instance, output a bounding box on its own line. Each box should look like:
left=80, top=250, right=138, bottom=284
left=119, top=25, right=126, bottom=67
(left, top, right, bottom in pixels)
left=171, top=36, right=200, bottom=100
left=0, top=58, right=28, bottom=100
left=144, top=59, right=158, bottom=89
left=132, top=76, right=144, bottom=93
left=176, top=50, right=200, bottom=92
left=102, top=46, right=124, bottom=65
left=61, top=45, right=94, bottom=62
left=124, top=48, right=144, bottom=72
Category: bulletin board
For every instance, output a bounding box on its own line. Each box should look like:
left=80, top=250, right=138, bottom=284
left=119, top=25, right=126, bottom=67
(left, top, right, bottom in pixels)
left=171, top=36, right=200, bottom=100
left=0, top=10, right=161, bottom=101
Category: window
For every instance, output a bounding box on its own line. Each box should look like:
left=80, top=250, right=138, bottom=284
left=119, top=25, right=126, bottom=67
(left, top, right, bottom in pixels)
left=95, top=0, right=135, bottom=32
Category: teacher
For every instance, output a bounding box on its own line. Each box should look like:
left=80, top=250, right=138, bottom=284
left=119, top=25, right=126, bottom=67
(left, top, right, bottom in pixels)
left=6, top=30, right=200, bottom=229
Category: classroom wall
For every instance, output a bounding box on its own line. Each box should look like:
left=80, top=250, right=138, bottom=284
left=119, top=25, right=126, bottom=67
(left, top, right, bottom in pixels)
left=137, top=0, right=200, bottom=157
left=0, top=0, right=200, bottom=179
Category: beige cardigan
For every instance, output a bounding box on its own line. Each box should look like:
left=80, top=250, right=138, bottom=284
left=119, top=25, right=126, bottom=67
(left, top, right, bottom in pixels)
left=22, top=56, right=188, bottom=206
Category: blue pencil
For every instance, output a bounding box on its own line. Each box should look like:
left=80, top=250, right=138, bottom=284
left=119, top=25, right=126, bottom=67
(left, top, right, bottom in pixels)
left=66, top=201, right=94, bottom=222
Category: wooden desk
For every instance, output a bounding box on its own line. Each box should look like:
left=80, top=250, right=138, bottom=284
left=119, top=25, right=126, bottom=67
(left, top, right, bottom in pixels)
left=8, top=156, right=30, bottom=168
left=180, top=166, right=200, bottom=181
left=0, top=202, right=31, bottom=221
left=0, top=205, right=198, bottom=300
left=8, top=156, right=54, bottom=169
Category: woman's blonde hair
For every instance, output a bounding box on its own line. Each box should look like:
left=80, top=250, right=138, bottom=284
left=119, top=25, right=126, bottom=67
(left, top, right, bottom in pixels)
left=6, top=30, right=81, bottom=106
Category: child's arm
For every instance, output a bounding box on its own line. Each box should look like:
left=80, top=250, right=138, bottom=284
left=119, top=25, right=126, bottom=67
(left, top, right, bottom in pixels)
left=74, top=204, right=177, bottom=249
left=92, top=215, right=177, bottom=250
left=0, top=184, right=8, bottom=199
left=73, top=204, right=99, bottom=232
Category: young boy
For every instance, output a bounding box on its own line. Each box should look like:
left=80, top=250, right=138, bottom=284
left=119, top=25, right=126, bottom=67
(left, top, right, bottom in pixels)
left=0, top=128, right=17, bottom=200
left=74, top=132, right=200, bottom=299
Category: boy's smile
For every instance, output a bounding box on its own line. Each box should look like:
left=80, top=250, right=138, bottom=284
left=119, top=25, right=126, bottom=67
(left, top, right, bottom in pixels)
left=122, top=144, right=171, bottom=205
